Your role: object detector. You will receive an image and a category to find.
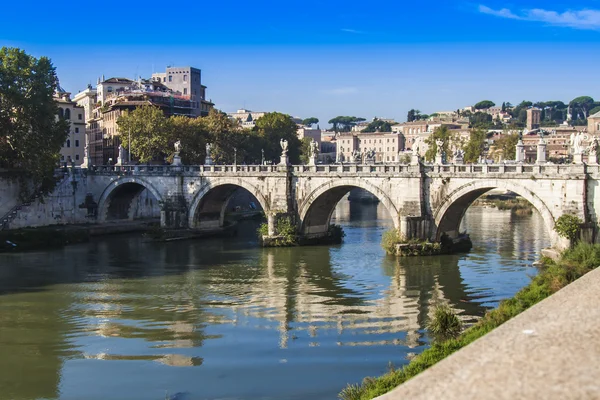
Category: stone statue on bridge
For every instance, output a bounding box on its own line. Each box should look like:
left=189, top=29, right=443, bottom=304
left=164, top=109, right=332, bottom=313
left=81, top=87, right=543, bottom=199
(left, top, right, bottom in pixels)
left=280, top=139, right=289, bottom=155
left=204, top=142, right=214, bottom=165
left=352, top=150, right=361, bottom=163
left=309, top=140, right=319, bottom=158
left=174, top=140, right=182, bottom=155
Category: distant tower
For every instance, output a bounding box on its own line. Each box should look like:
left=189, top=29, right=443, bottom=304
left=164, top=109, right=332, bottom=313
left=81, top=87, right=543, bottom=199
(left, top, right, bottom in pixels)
left=527, top=107, right=541, bottom=130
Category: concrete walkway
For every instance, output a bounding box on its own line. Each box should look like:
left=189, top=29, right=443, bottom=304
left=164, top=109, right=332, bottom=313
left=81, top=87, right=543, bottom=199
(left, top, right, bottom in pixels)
left=376, top=267, right=600, bottom=400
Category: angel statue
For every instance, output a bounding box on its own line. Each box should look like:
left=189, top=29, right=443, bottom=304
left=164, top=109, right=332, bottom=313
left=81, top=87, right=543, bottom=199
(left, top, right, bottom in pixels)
left=435, top=139, right=444, bottom=156
left=174, top=140, right=182, bottom=154
left=280, top=139, right=289, bottom=155
left=588, top=136, right=599, bottom=156
left=310, top=140, right=319, bottom=158
left=570, top=132, right=584, bottom=155
left=206, top=142, right=213, bottom=154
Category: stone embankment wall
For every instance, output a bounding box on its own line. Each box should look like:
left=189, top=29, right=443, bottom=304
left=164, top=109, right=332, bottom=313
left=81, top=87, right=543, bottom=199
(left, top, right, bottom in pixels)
left=0, top=171, right=21, bottom=218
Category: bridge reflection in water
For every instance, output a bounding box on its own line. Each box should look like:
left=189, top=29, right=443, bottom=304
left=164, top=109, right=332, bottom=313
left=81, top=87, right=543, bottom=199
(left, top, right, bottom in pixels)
left=0, top=202, right=548, bottom=400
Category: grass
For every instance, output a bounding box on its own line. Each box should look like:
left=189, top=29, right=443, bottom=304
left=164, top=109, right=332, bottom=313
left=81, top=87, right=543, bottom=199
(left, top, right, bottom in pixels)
left=426, top=304, right=462, bottom=342
left=339, top=242, right=600, bottom=400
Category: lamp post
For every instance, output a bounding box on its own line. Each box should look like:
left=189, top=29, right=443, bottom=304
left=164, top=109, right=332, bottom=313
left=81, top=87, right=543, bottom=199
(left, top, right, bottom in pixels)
left=261, top=149, right=264, bottom=165
left=234, top=147, right=237, bottom=166
left=128, top=128, right=131, bottom=164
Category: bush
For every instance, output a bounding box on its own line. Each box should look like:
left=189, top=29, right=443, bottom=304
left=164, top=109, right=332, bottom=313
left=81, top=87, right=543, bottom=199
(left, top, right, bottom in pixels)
left=554, top=214, right=582, bottom=243
left=381, top=229, right=401, bottom=254
left=427, top=304, right=462, bottom=342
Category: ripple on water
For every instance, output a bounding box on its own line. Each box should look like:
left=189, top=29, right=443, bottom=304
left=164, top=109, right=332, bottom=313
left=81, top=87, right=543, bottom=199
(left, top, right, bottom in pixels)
left=0, top=204, right=549, bottom=400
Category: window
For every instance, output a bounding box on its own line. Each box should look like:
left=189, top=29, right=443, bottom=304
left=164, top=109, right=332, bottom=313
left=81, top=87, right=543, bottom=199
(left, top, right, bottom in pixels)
left=61, top=155, right=64, bottom=161
left=78, top=113, right=83, bottom=120
left=163, top=77, right=166, bottom=82
left=75, top=127, right=79, bottom=133
left=107, top=86, right=113, bottom=92
left=58, top=108, right=64, bottom=118
left=183, top=75, right=187, bottom=81
left=75, top=154, right=80, bottom=160
left=183, top=88, right=187, bottom=95
left=66, top=140, right=71, bottom=148
left=168, top=75, right=172, bottom=82
left=75, top=140, right=79, bottom=147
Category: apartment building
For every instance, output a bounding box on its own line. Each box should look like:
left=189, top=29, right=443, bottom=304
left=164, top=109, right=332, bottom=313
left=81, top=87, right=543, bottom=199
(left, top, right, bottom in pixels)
left=55, top=87, right=86, bottom=165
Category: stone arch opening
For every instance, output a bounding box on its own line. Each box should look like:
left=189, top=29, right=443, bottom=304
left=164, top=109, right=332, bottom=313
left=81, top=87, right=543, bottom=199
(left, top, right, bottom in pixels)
left=98, top=179, right=162, bottom=222
left=433, top=181, right=556, bottom=244
left=299, top=181, right=399, bottom=238
left=188, top=182, right=269, bottom=231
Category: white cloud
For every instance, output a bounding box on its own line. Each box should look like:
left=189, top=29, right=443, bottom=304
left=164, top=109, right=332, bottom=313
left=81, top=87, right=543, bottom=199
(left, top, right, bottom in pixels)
left=478, top=4, right=600, bottom=30
left=341, top=28, right=365, bottom=34
left=321, top=87, right=359, bottom=95
left=478, top=5, right=521, bottom=20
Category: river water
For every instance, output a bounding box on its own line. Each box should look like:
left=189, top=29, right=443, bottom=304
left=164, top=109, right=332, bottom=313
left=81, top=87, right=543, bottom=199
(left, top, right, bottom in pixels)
left=0, top=202, right=549, bottom=400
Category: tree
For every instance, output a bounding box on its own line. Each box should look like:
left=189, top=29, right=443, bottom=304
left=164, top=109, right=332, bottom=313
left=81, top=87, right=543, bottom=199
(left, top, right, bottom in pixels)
left=362, top=118, right=392, bottom=133
left=493, top=133, right=519, bottom=161
left=169, top=115, right=208, bottom=164
left=469, top=112, right=493, bottom=129
left=255, top=112, right=302, bottom=164
left=589, top=106, right=600, bottom=116
left=328, top=116, right=365, bottom=133
left=463, top=128, right=487, bottom=163
left=569, top=96, right=595, bottom=120
left=302, top=117, right=319, bottom=127
left=299, top=137, right=312, bottom=164
left=0, top=47, right=70, bottom=199
left=424, top=126, right=457, bottom=162
left=474, top=100, right=495, bottom=110
left=117, top=105, right=171, bottom=163
left=501, top=102, right=506, bottom=112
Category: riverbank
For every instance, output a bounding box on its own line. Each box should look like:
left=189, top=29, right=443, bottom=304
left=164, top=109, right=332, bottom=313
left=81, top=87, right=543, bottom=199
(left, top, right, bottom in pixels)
left=340, top=242, right=600, bottom=400
left=0, top=220, right=157, bottom=252
left=472, top=194, right=533, bottom=215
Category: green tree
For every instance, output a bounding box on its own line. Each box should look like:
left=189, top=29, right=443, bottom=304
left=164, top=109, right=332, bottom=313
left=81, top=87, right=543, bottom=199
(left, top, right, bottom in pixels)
left=302, top=117, right=319, bottom=127
left=474, top=100, right=495, bottom=110
left=0, top=47, right=70, bottom=199
left=463, top=128, right=486, bottom=163
left=589, top=106, right=600, bottom=116
left=469, top=112, right=493, bottom=129
left=299, top=136, right=312, bottom=164
left=328, top=116, right=365, bottom=133
left=117, top=105, right=171, bottom=163
left=255, top=112, right=302, bottom=164
left=424, top=126, right=456, bottom=162
left=569, top=96, right=595, bottom=120
left=501, top=102, right=506, bottom=112
left=493, top=133, right=519, bottom=161
left=169, top=116, right=208, bottom=164
left=363, top=118, right=392, bottom=132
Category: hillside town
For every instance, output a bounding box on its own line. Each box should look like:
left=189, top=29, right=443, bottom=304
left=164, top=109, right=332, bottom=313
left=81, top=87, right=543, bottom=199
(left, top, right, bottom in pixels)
left=55, top=65, right=600, bottom=168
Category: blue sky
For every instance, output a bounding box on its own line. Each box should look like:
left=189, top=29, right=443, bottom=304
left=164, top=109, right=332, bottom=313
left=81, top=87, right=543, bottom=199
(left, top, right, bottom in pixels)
left=2, top=0, right=599, bottom=124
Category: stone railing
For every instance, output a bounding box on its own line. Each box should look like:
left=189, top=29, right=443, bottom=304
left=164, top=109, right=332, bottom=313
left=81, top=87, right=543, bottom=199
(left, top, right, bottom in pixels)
left=85, top=162, right=591, bottom=177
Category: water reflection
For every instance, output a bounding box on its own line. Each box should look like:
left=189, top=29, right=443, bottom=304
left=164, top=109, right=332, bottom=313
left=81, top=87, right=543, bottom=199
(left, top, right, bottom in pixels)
left=0, top=202, right=548, bottom=400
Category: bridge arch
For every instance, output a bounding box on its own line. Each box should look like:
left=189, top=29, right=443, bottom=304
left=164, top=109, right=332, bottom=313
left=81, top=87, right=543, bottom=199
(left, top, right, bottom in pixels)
left=187, top=178, right=270, bottom=230
left=97, top=177, right=164, bottom=222
left=433, top=180, right=557, bottom=243
left=298, top=179, right=400, bottom=236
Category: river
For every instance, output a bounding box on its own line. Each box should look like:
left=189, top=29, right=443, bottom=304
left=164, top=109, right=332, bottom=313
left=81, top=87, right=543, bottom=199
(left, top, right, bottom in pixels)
left=0, top=202, right=549, bottom=400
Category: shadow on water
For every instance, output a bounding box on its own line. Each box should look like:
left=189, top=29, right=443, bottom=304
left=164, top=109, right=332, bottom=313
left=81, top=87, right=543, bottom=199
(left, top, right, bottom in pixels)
left=0, top=202, right=548, bottom=400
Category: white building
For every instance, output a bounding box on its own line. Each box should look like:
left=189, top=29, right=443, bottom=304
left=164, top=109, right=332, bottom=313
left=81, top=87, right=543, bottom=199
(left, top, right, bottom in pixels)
left=55, top=87, right=86, bottom=165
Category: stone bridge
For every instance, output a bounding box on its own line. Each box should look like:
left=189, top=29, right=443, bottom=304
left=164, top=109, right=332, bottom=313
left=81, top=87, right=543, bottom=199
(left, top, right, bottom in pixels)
left=4, top=161, right=600, bottom=248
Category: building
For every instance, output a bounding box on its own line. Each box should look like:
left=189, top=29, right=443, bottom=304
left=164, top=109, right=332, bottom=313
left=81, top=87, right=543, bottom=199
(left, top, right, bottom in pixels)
left=527, top=107, right=541, bottom=130
left=54, top=87, right=86, bottom=165
left=336, top=132, right=403, bottom=162
left=151, top=66, right=214, bottom=117
left=588, top=111, right=600, bottom=134
left=228, top=109, right=267, bottom=129
left=73, top=85, right=101, bottom=165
